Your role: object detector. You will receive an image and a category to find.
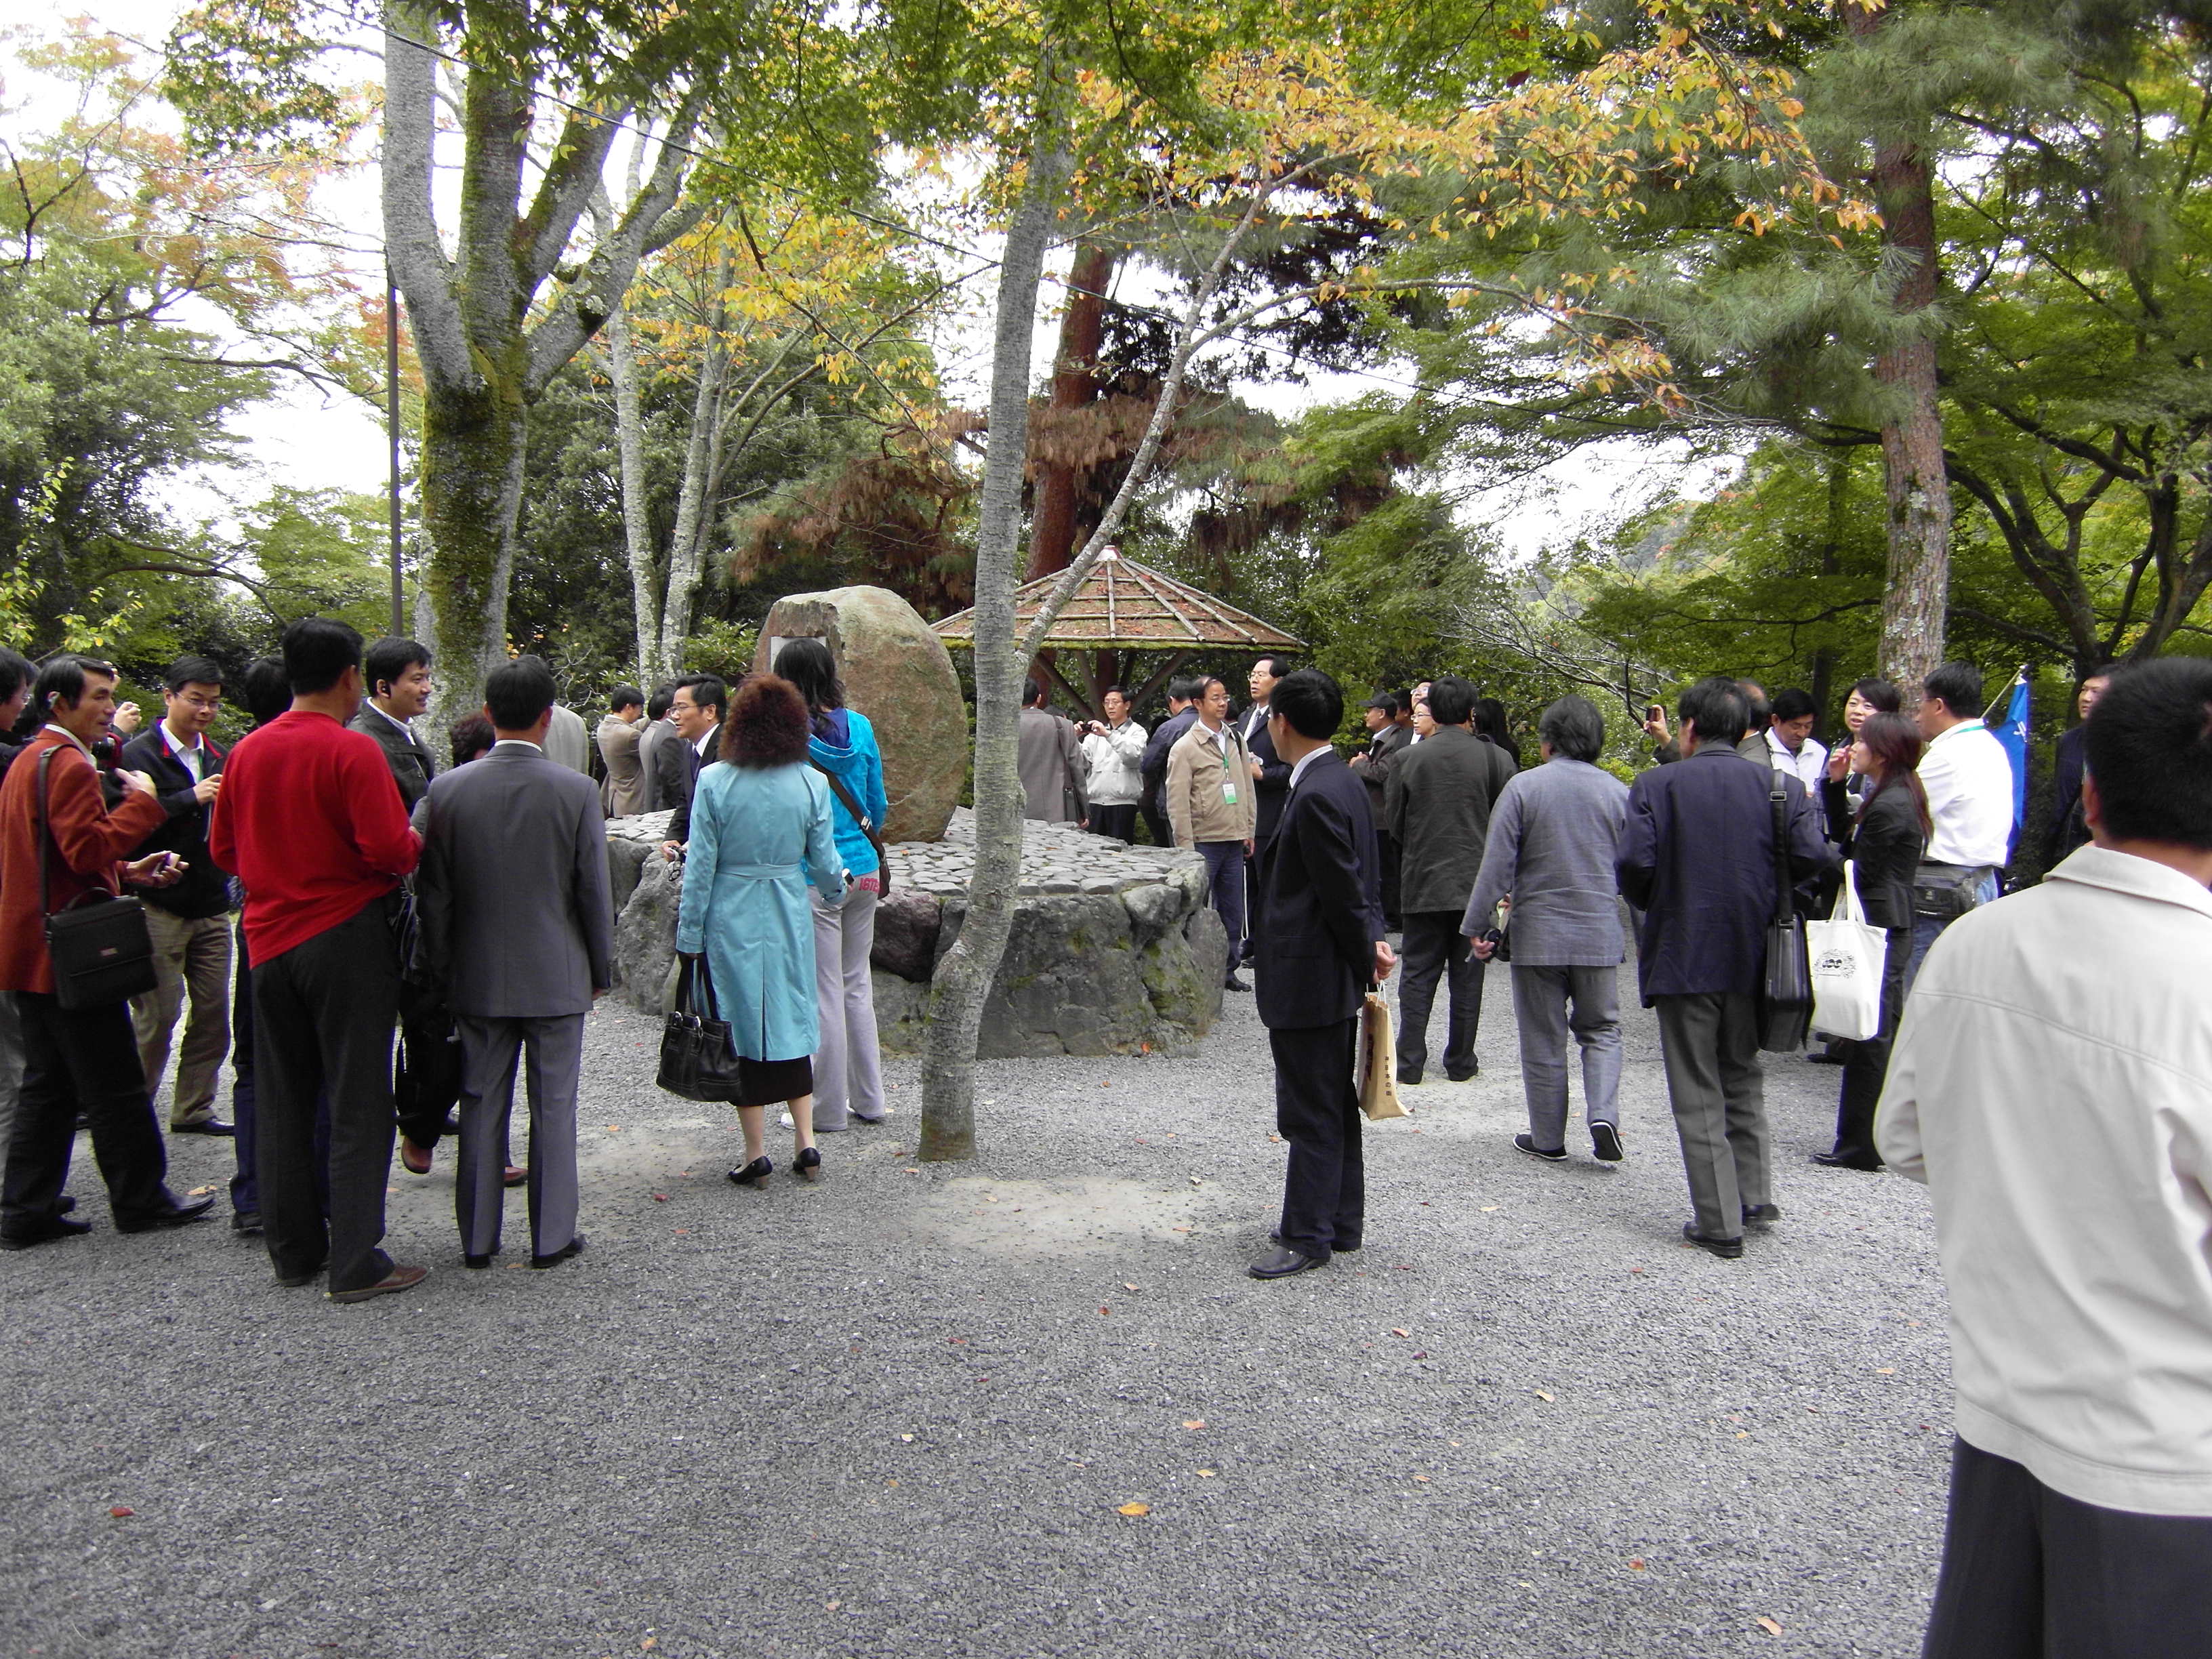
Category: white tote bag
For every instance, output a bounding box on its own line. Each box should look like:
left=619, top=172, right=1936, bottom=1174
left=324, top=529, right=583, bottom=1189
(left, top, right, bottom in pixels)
left=1807, top=861, right=1887, bottom=1043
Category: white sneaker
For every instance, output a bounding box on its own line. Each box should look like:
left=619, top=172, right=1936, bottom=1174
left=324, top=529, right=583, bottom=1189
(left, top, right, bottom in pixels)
left=779, top=1110, right=794, bottom=1129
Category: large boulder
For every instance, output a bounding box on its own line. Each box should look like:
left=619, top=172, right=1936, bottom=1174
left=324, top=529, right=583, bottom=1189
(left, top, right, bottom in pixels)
left=870, top=886, right=943, bottom=981
left=615, top=855, right=683, bottom=1014
left=754, top=586, right=964, bottom=843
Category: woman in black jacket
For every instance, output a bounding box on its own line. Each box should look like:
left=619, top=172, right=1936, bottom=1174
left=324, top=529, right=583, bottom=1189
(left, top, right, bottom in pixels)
left=1815, top=712, right=1929, bottom=1170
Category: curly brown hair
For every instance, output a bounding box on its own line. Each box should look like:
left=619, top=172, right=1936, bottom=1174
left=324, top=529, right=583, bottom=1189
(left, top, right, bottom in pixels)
left=720, top=673, right=811, bottom=767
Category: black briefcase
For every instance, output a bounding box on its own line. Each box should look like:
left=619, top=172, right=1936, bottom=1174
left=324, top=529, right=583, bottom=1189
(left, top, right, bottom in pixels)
left=37, top=746, right=157, bottom=1010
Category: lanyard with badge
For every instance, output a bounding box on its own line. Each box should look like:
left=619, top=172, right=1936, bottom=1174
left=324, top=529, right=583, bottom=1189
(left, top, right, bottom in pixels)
left=1216, top=732, right=1239, bottom=806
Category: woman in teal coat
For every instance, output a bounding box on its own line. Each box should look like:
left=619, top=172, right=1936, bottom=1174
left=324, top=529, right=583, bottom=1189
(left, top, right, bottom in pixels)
left=675, top=674, right=846, bottom=1185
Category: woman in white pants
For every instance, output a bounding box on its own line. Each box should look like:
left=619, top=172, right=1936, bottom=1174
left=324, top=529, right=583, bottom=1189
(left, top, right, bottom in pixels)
left=777, top=638, right=889, bottom=1132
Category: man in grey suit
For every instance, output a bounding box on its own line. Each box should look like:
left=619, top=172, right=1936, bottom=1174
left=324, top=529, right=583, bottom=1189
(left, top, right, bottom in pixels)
left=415, top=655, right=614, bottom=1270
left=1463, top=695, right=1632, bottom=1163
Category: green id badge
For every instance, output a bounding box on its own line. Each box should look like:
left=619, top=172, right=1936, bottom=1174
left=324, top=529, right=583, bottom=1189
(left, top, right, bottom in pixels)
left=1222, top=780, right=1240, bottom=805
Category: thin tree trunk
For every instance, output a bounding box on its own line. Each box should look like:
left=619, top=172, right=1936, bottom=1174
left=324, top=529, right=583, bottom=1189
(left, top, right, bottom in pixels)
left=1849, top=2, right=1952, bottom=696
left=604, top=302, right=663, bottom=682
left=655, top=251, right=734, bottom=678
left=917, top=62, right=1073, bottom=1164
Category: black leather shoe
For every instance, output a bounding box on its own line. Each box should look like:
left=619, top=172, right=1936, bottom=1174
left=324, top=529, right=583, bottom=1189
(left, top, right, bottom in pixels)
left=727, top=1158, right=773, bottom=1187
left=114, top=1196, right=216, bottom=1233
left=1224, top=972, right=1252, bottom=992
left=56, top=1194, right=76, bottom=1215
left=1806, top=1049, right=1847, bottom=1066
left=230, top=1210, right=262, bottom=1234
left=1811, top=1149, right=1884, bottom=1171
left=0, top=1215, right=93, bottom=1250
left=1444, top=1063, right=1479, bottom=1082
left=464, top=1246, right=501, bottom=1269
left=171, top=1116, right=234, bottom=1137
left=1247, top=1245, right=1326, bottom=1279
left=1591, top=1122, right=1624, bottom=1162
left=794, top=1147, right=822, bottom=1181
left=1514, top=1133, right=1568, bottom=1162
left=1397, top=1067, right=1422, bottom=1086
left=530, top=1234, right=586, bottom=1269
left=1742, top=1203, right=1783, bottom=1229
left=1681, top=1223, right=1744, bottom=1259
left=274, top=1266, right=321, bottom=1288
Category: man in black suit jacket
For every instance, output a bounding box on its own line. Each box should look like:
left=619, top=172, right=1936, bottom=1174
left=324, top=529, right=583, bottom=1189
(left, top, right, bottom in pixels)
left=657, top=674, right=728, bottom=858
left=1239, top=655, right=1295, bottom=951
left=348, top=637, right=437, bottom=810
left=1618, top=676, right=1835, bottom=1258
left=1248, top=670, right=1396, bottom=1280
left=2045, top=665, right=2114, bottom=865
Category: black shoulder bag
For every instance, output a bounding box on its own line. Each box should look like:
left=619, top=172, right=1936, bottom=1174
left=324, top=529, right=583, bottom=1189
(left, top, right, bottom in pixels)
left=808, top=762, right=891, bottom=895
left=1757, top=773, right=1814, bottom=1052
left=37, top=745, right=158, bottom=1010
left=657, top=956, right=745, bottom=1102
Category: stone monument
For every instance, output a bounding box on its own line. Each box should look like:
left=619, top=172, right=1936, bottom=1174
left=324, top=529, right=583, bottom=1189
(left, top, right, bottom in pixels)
left=753, top=585, right=963, bottom=842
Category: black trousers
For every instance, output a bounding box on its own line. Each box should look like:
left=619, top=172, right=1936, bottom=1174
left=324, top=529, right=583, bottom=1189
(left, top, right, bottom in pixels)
left=394, top=987, right=461, bottom=1151
left=1923, top=1438, right=2212, bottom=1659
left=1, top=991, right=172, bottom=1230
left=1088, top=803, right=1138, bottom=842
left=1380, top=832, right=1404, bottom=930
left=1832, top=924, right=1908, bottom=1162
left=1244, top=832, right=1274, bottom=954
left=1396, top=912, right=1483, bottom=1079
left=1139, top=781, right=1170, bottom=848
left=253, top=900, right=400, bottom=1292
left=1270, top=1017, right=1362, bottom=1261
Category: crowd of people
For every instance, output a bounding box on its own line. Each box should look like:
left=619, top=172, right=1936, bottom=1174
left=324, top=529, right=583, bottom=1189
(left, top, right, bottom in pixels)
left=1, top=617, right=2207, bottom=1653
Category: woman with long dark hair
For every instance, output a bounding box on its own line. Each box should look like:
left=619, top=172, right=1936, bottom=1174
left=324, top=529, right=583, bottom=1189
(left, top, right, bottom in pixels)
left=773, top=638, right=890, bottom=1132
left=1816, top=710, right=1928, bottom=1170
left=1473, top=697, right=1522, bottom=769
left=674, top=675, right=846, bottom=1185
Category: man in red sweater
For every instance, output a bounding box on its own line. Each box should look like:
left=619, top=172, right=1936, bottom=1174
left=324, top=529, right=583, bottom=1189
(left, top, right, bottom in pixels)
left=210, top=618, right=427, bottom=1303
left=0, top=656, right=212, bottom=1248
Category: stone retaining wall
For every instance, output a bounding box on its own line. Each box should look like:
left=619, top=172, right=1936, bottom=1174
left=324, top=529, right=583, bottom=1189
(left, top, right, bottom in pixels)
left=607, top=808, right=1225, bottom=1057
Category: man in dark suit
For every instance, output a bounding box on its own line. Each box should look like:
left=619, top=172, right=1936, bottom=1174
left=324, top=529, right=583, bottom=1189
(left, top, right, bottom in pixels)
left=1248, top=669, right=1395, bottom=1280
left=1240, top=655, right=1295, bottom=951
left=1349, top=693, right=1413, bottom=926
left=1618, top=676, right=1835, bottom=1258
left=416, top=656, right=613, bottom=1270
left=1137, top=676, right=1200, bottom=847
left=657, top=674, right=728, bottom=859
left=1385, top=675, right=1516, bottom=1084
left=348, top=637, right=437, bottom=810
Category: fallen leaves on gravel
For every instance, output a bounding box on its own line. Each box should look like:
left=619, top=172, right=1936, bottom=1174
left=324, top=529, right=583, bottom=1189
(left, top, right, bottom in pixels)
left=1757, top=1616, right=1784, bottom=1637
left=1196, top=1469, right=1216, bottom=1477
left=108, top=1505, right=133, bottom=1518
left=186, top=1185, right=216, bottom=1197
left=1391, top=1328, right=1410, bottom=1338
left=1117, top=1502, right=1151, bottom=1517
left=1533, top=1389, right=1555, bottom=1402
left=1480, top=1205, right=1498, bottom=1213
left=1181, top=1420, right=1206, bottom=1430
left=1628, top=1559, right=1645, bottom=1570
left=899, top=1434, right=914, bottom=1442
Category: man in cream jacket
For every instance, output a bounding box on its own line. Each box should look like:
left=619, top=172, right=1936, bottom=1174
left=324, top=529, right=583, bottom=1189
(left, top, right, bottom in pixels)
left=1879, top=656, right=2212, bottom=1656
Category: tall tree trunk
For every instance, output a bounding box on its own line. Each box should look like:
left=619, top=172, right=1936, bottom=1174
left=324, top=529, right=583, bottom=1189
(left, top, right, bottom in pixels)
left=917, top=65, right=1073, bottom=1164
left=1028, top=243, right=1118, bottom=581
left=1809, top=447, right=1851, bottom=719
left=603, top=302, right=663, bottom=683
left=1849, top=2, right=1952, bottom=697
left=653, top=252, right=733, bottom=678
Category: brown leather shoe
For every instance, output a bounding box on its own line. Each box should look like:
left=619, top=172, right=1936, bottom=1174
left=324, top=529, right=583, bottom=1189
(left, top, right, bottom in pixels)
left=502, top=1165, right=527, bottom=1188
left=399, top=1138, right=433, bottom=1176
left=327, top=1265, right=429, bottom=1304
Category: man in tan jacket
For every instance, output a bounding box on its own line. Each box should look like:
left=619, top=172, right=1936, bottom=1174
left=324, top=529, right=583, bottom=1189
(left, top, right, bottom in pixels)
left=1166, top=676, right=1258, bottom=990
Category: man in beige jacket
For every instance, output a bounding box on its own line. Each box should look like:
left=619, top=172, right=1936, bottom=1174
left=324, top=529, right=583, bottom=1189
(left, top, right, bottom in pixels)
left=1166, top=676, right=1257, bottom=990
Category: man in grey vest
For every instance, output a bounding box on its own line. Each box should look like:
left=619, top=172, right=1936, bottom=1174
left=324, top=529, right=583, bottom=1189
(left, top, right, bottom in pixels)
left=415, top=656, right=613, bottom=1270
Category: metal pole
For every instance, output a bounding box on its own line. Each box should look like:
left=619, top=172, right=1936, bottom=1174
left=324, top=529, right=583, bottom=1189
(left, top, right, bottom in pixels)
left=386, top=264, right=405, bottom=637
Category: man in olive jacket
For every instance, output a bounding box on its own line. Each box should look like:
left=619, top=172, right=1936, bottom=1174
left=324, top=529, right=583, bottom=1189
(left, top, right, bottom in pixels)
left=1385, top=676, right=1517, bottom=1083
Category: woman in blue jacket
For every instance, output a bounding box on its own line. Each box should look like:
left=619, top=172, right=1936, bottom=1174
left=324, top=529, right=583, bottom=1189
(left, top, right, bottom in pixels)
left=674, top=674, right=846, bottom=1184
left=776, top=638, right=890, bottom=1132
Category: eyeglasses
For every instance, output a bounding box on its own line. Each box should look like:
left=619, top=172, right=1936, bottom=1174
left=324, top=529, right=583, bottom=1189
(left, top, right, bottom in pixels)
left=173, top=694, right=221, bottom=712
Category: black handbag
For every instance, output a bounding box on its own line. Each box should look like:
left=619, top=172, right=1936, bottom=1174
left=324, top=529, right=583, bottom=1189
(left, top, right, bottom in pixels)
left=657, top=956, right=745, bottom=1102
left=1757, top=773, right=1814, bottom=1052
left=37, top=744, right=158, bottom=1011
left=808, top=761, right=890, bottom=894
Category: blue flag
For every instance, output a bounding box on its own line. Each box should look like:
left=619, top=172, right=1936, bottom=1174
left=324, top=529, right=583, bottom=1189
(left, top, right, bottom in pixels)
left=1991, top=672, right=2031, bottom=836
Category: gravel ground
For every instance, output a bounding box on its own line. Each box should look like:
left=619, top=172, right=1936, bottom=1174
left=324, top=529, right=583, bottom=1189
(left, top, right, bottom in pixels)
left=1, top=966, right=1953, bottom=1659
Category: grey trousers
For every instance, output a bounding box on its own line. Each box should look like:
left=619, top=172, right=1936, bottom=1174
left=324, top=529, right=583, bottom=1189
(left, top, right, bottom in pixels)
left=1653, top=991, right=1769, bottom=1240
left=1510, top=964, right=1622, bottom=1149
left=453, top=1013, right=581, bottom=1261
left=810, top=887, right=884, bottom=1131
left=131, top=909, right=232, bottom=1126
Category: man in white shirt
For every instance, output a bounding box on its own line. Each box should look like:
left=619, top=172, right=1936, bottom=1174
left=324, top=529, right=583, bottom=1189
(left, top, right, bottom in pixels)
left=1078, top=689, right=1147, bottom=842
left=1878, top=657, right=2212, bottom=1657
left=1907, top=661, right=2016, bottom=987
left=1760, top=688, right=1828, bottom=788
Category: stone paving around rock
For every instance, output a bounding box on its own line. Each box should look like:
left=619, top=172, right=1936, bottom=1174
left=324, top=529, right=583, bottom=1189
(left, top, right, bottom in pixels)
left=1, top=968, right=1952, bottom=1659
